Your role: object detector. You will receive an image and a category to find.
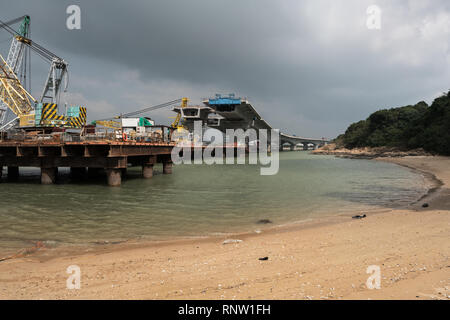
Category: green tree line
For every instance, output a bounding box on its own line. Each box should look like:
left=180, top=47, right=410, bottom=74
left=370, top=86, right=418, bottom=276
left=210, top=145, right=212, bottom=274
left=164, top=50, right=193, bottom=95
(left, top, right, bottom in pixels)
left=335, top=91, right=450, bottom=155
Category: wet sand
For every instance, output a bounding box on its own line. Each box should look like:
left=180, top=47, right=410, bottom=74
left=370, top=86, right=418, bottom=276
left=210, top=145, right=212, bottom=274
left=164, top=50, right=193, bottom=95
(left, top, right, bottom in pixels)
left=0, top=156, right=449, bottom=300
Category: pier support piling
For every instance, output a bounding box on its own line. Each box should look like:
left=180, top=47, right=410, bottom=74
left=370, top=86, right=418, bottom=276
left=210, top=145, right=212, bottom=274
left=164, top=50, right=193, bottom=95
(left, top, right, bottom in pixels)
left=163, top=162, right=173, bottom=174
left=142, top=164, right=154, bottom=178
left=106, top=169, right=122, bottom=187
left=41, top=167, right=57, bottom=185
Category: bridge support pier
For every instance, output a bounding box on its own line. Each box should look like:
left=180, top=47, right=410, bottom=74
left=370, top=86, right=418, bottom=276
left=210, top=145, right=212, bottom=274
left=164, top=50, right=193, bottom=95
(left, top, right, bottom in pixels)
left=143, top=164, right=154, bottom=178
left=106, top=168, right=122, bottom=187
left=163, top=162, right=173, bottom=174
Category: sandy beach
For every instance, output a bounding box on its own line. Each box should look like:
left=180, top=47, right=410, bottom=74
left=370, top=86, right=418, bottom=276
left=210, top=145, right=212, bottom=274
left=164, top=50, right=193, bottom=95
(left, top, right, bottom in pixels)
left=0, top=156, right=449, bottom=300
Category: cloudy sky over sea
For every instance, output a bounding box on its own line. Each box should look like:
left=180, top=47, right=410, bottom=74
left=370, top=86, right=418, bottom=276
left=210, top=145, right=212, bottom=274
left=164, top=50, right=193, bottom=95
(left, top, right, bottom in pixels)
left=1, top=0, right=449, bottom=138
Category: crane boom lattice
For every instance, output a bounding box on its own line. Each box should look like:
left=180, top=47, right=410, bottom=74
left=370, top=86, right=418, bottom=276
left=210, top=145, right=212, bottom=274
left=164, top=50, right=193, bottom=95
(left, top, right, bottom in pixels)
left=0, top=54, right=36, bottom=118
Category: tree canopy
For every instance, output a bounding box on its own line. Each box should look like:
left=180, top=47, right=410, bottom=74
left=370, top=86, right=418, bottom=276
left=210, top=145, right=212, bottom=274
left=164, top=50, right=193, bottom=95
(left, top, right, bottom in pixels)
left=336, top=91, right=450, bottom=155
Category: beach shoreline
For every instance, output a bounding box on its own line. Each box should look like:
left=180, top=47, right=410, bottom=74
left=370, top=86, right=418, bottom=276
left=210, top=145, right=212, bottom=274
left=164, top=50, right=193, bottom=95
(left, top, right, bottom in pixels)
left=0, top=155, right=448, bottom=300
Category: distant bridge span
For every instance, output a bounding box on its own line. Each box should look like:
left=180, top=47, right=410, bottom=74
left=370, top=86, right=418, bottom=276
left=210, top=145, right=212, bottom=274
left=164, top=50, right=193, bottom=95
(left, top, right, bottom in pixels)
left=174, top=94, right=329, bottom=150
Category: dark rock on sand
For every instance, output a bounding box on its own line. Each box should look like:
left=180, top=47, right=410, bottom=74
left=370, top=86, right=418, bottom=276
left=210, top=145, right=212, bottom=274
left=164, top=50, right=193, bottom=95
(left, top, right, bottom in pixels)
left=257, top=219, right=273, bottom=224
left=352, top=214, right=367, bottom=219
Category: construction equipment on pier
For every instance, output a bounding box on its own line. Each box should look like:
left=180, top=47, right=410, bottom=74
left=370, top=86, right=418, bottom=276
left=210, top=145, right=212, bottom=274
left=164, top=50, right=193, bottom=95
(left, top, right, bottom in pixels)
left=0, top=15, right=83, bottom=132
left=170, top=97, right=188, bottom=129
left=91, top=98, right=189, bottom=142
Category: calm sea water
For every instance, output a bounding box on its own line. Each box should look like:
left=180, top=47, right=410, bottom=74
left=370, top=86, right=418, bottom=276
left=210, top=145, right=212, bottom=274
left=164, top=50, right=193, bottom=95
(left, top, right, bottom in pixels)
left=0, top=152, right=428, bottom=255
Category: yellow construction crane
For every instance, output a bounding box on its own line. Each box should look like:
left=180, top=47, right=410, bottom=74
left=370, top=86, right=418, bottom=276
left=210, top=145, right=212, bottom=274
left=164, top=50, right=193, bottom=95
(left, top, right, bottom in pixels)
left=92, top=119, right=121, bottom=130
left=171, top=97, right=188, bottom=129
left=0, top=54, right=36, bottom=122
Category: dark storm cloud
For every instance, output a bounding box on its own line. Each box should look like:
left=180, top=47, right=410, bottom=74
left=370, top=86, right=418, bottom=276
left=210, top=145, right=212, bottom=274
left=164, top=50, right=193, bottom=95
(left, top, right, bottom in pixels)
left=1, top=0, right=449, bottom=137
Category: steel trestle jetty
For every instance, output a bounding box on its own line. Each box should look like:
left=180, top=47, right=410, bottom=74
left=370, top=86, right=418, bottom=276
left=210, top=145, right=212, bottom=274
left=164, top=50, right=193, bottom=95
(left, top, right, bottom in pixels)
left=0, top=139, right=174, bottom=186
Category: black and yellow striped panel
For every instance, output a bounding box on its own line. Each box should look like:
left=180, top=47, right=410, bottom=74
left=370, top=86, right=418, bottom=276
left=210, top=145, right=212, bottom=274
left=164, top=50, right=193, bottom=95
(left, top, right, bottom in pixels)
left=79, top=107, right=87, bottom=124
left=41, top=103, right=66, bottom=121
left=67, top=116, right=83, bottom=128
left=66, top=107, right=87, bottom=128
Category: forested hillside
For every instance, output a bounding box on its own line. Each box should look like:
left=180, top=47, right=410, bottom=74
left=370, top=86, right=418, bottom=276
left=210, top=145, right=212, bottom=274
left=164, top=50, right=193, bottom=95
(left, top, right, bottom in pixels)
left=335, top=91, right=450, bottom=155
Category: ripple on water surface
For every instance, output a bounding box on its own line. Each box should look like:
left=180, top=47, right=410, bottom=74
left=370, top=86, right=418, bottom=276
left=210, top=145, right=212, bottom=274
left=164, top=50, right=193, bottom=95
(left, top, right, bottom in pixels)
left=0, top=153, right=429, bottom=254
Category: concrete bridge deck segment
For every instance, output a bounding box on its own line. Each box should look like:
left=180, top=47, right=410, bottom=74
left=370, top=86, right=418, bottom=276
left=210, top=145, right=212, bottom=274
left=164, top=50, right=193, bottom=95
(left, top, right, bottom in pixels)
left=173, top=94, right=329, bottom=148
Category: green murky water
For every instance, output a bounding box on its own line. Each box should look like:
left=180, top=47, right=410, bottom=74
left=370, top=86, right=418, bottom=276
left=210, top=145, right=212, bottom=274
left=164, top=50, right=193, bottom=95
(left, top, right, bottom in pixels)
left=0, top=152, right=428, bottom=254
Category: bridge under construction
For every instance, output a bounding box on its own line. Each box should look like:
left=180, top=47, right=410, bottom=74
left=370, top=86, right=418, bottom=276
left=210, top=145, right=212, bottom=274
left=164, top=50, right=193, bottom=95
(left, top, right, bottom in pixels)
left=0, top=15, right=329, bottom=186
left=174, top=94, right=328, bottom=150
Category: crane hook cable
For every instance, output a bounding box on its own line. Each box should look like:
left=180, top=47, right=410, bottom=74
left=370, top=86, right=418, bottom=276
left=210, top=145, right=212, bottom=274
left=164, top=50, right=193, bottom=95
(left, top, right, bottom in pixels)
left=95, top=98, right=183, bottom=121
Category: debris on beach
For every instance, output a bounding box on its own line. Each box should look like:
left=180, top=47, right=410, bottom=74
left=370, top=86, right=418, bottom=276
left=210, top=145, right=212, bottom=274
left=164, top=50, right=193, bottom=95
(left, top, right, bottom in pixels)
left=259, top=257, right=269, bottom=261
left=222, top=239, right=243, bottom=245
left=257, top=219, right=273, bottom=224
left=0, top=241, right=46, bottom=262
left=352, top=214, right=367, bottom=219
left=422, top=203, right=429, bottom=208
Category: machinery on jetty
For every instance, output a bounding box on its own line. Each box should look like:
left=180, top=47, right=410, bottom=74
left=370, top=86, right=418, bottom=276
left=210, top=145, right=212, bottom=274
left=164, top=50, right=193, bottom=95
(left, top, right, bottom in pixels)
left=0, top=16, right=78, bottom=132
left=0, top=15, right=188, bottom=145
left=91, top=98, right=188, bottom=142
left=0, top=15, right=179, bottom=186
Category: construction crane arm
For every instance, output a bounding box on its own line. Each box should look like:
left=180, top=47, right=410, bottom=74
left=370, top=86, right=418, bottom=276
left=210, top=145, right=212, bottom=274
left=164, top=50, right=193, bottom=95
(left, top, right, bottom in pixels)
left=0, top=15, right=31, bottom=126
left=93, top=98, right=187, bottom=130
left=0, top=54, right=36, bottom=117
left=120, top=98, right=183, bottom=118
left=171, top=97, right=188, bottom=128
left=92, top=120, right=121, bottom=129
left=0, top=16, right=29, bottom=31
left=0, top=17, right=68, bottom=104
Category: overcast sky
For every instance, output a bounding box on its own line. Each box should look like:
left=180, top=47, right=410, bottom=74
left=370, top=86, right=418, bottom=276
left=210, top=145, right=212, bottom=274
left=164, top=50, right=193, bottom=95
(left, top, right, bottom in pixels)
left=1, top=0, right=449, bottom=138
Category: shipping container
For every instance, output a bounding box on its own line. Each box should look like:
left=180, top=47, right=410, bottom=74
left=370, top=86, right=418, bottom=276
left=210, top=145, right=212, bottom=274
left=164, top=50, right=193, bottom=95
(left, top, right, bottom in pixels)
left=121, top=118, right=139, bottom=128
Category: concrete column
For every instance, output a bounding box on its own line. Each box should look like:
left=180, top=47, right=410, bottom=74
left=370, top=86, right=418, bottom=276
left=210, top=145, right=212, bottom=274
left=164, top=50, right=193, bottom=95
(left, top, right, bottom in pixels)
left=163, top=162, right=173, bottom=174
left=7, top=166, right=19, bottom=181
left=106, top=169, right=122, bottom=187
left=303, top=144, right=308, bottom=151
left=290, top=145, right=296, bottom=151
left=142, top=164, right=154, bottom=179
left=41, top=167, right=57, bottom=185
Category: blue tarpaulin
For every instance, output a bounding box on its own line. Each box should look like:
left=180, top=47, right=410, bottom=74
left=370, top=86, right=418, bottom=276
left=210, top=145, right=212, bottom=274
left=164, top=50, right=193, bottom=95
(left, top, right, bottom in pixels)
left=208, top=98, right=241, bottom=105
